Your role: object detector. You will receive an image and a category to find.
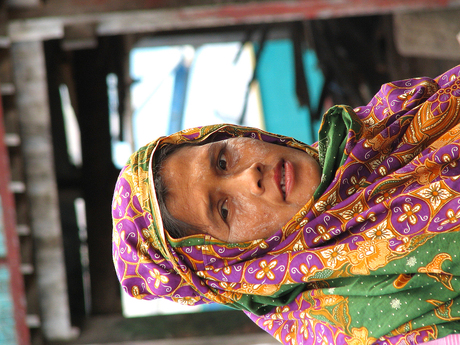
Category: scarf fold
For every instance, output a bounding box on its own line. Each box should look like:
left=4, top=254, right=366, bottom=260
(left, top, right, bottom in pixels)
left=113, top=65, right=460, bottom=344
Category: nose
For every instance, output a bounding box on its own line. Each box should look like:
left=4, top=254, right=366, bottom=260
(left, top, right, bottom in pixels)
left=233, top=162, right=264, bottom=196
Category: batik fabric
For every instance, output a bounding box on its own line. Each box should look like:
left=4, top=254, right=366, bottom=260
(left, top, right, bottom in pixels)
left=113, top=65, right=460, bottom=344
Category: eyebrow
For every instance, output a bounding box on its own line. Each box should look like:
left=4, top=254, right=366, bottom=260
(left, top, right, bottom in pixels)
left=205, top=141, right=229, bottom=234
left=206, top=142, right=219, bottom=226
left=208, top=141, right=217, bottom=170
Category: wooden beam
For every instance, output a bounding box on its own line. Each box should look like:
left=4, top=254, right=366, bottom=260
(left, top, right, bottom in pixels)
left=7, top=0, right=41, bottom=9
left=11, top=40, right=76, bottom=341
left=80, top=333, right=279, bottom=345
left=394, top=8, right=460, bottom=59
left=72, top=36, right=123, bottom=315
left=0, top=85, right=30, bottom=345
left=8, top=18, right=63, bottom=42
left=9, top=0, right=460, bottom=20
left=8, top=1, right=460, bottom=42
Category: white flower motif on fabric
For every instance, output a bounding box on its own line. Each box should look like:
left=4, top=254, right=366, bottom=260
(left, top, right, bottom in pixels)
left=313, top=224, right=336, bottom=243
left=255, top=260, right=278, bottom=280
left=347, top=175, right=367, bottom=196
left=320, top=244, right=347, bottom=268
left=368, top=214, right=378, bottom=223
left=365, top=220, right=394, bottom=240
left=397, top=203, right=421, bottom=225
left=293, top=241, right=305, bottom=252
left=262, top=319, right=274, bottom=330
left=149, top=268, right=169, bottom=289
left=112, top=185, right=123, bottom=209
left=363, top=117, right=375, bottom=126
left=340, top=202, right=365, bottom=222
left=368, top=156, right=384, bottom=171
left=271, top=306, right=290, bottom=320
left=401, top=153, right=414, bottom=164
left=441, top=209, right=460, bottom=226
left=406, top=257, right=417, bottom=267
left=379, top=165, right=389, bottom=177
left=176, top=296, right=200, bottom=306
left=391, top=298, right=402, bottom=310
left=375, top=188, right=397, bottom=204
left=315, top=192, right=337, bottom=213
left=416, top=182, right=451, bottom=209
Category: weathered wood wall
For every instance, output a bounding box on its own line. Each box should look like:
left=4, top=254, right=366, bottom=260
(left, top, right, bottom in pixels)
left=8, top=0, right=460, bottom=19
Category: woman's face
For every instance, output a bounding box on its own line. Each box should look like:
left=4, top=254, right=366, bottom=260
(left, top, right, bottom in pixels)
left=161, top=137, right=321, bottom=242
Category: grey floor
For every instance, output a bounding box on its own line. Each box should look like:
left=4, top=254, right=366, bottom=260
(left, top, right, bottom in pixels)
left=89, top=333, right=279, bottom=345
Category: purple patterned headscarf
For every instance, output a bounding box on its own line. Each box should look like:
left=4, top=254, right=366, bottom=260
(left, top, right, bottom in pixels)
left=113, top=66, right=460, bottom=344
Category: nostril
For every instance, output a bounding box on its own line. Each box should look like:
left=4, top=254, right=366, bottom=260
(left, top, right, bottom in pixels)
left=257, top=180, right=262, bottom=188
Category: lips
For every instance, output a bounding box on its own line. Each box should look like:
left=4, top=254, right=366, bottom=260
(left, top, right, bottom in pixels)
left=280, top=164, right=286, bottom=197
left=284, top=160, right=294, bottom=200
left=275, top=160, right=293, bottom=200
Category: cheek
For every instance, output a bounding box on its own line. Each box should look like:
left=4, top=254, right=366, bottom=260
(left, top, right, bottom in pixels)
left=230, top=138, right=271, bottom=162
left=190, top=164, right=209, bottom=182
left=229, top=195, right=289, bottom=242
left=304, top=160, right=321, bottom=195
left=294, top=156, right=321, bottom=204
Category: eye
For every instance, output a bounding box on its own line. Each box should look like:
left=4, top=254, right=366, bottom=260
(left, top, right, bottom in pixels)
left=218, top=152, right=227, bottom=170
left=220, top=200, right=229, bottom=221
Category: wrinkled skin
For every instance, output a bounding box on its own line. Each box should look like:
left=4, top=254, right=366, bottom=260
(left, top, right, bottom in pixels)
left=162, top=137, right=321, bottom=242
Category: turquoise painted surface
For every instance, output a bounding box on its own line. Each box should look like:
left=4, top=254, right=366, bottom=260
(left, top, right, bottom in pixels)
left=0, top=266, right=17, bottom=345
left=257, top=40, right=324, bottom=145
left=0, top=196, right=5, bottom=258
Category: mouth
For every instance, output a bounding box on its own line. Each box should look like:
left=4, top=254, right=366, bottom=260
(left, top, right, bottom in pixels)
left=280, top=163, right=286, bottom=199
left=276, top=160, right=288, bottom=200
left=276, top=160, right=294, bottom=201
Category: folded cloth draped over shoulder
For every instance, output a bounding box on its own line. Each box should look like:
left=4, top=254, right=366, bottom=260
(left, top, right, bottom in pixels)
left=426, top=334, right=460, bottom=345
left=113, top=65, right=460, bottom=344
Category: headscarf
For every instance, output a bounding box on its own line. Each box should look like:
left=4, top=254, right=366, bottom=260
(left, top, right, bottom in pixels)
left=113, top=65, right=460, bottom=344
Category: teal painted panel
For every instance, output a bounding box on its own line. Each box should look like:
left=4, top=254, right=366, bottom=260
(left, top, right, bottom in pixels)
left=0, top=196, right=5, bottom=258
left=0, top=266, right=17, bottom=345
left=257, top=40, right=324, bottom=144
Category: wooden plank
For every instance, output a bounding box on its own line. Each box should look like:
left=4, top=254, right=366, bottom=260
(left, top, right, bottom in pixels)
left=8, top=1, right=460, bottom=41
left=0, top=85, right=30, bottom=343
left=0, top=265, right=18, bottom=345
left=11, top=40, right=74, bottom=341
left=394, top=9, right=460, bottom=59
left=9, top=0, right=460, bottom=20
left=8, top=18, right=63, bottom=42
left=62, top=310, right=268, bottom=344
left=7, top=0, right=41, bottom=8
left=87, top=333, right=279, bottom=345
left=0, top=199, right=5, bottom=258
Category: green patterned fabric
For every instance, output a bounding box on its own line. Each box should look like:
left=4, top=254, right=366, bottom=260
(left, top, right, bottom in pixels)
left=113, top=66, right=460, bottom=344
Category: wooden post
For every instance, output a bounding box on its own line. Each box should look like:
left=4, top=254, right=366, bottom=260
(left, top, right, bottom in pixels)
left=10, top=40, right=76, bottom=341
left=0, top=83, right=30, bottom=345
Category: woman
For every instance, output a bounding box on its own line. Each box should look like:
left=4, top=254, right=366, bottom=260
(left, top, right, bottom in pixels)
left=113, top=65, right=460, bottom=344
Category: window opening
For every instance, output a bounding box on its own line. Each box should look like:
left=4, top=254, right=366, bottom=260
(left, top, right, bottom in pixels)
left=107, top=74, right=132, bottom=169
left=74, top=197, right=91, bottom=316
left=59, top=84, right=82, bottom=167
left=120, top=33, right=324, bottom=317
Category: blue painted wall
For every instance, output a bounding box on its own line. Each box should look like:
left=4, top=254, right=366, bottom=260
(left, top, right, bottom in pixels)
left=0, top=195, right=17, bottom=345
left=0, top=266, right=17, bottom=345
left=256, top=40, right=324, bottom=145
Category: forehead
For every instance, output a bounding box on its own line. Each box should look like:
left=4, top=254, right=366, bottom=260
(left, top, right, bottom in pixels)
left=158, top=137, right=263, bottom=225
left=161, top=136, right=269, bottom=170
left=162, top=141, right=210, bottom=177
left=160, top=141, right=216, bottom=232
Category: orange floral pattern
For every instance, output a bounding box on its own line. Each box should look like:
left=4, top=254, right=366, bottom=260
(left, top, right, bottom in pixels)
left=113, top=66, right=460, bottom=345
